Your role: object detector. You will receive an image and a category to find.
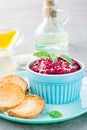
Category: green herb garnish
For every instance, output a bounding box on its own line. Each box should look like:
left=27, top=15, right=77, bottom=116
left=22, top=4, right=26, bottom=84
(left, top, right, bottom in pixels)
left=33, top=52, right=74, bottom=65
left=33, top=51, right=51, bottom=58
left=49, top=53, right=58, bottom=62
left=47, top=110, right=62, bottom=118
left=33, top=51, right=57, bottom=62
left=59, top=54, right=74, bottom=66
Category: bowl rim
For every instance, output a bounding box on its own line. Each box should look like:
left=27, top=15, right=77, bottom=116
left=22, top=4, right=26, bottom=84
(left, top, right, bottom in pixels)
left=27, top=58, right=85, bottom=77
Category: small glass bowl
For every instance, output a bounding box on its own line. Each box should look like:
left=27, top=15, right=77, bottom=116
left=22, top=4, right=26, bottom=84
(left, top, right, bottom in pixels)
left=0, top=28, right=23, bottom=58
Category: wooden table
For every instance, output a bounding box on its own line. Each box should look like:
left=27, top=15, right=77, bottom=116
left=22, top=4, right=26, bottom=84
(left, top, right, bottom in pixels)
left=0, top=0, right=87, bottom=129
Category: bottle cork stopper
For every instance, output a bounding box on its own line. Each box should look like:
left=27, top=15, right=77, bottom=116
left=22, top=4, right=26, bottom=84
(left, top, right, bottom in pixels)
left=45, top=1, right=55, bottom=7
left=43, top=0, right=57, bottom=18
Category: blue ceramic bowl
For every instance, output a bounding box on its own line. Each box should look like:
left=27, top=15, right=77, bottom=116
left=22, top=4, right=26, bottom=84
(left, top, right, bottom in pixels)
left=27, top=59, right=84, bottom=104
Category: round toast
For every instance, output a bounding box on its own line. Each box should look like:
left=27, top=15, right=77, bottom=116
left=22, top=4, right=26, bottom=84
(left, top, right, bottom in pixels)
left=0, top=82, right=25, bottom=110
left=7, top=94, right=45, bottom=119
left=0, top=74, right=29, bottom=93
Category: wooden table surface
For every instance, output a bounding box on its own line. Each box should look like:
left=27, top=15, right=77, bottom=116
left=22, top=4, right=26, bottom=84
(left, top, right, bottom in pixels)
left=0, top=0, right=87, bottom=129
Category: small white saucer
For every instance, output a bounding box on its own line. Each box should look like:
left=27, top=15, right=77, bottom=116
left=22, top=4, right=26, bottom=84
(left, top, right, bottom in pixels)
left=11, top=53, right=37, bottom=69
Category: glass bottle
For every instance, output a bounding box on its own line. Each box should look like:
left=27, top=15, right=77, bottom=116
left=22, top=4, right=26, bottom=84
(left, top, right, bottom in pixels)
left=34, top=0, right=69, bottom=54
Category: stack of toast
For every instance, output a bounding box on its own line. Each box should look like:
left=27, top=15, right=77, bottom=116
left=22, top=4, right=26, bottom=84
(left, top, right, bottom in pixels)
left=0, top=75, right=45, bottom=119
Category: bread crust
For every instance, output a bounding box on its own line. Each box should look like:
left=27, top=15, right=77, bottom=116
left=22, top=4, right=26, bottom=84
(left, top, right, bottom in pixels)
left=0, top=82, right=25, bottom=110
left=0, top=74, right=29, bottom=92
left=7, top=94, right=45, bottom=119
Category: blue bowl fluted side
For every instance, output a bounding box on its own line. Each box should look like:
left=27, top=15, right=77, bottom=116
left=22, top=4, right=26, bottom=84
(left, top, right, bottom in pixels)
left=27, top=60, right=85, bottom=104
left=29, top=79, right=82, bottom=104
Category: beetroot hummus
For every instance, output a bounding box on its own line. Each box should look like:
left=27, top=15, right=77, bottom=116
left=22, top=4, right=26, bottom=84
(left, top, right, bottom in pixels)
left=30, top=57, right=81, bottom=74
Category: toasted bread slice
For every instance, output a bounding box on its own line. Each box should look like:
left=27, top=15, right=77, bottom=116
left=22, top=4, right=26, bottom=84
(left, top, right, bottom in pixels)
left=7, top=94, right=45, bottom=119
left=0, top=82, right=25, bottom=110
left=0, top=74, right=29, bottom=93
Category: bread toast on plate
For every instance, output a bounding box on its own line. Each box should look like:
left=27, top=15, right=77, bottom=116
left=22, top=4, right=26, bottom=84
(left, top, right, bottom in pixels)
left=0, top=74, right=29, bottom=93
left=0, top=82, right=25, bottom=110
left=7, top=94, right=45, bottom=119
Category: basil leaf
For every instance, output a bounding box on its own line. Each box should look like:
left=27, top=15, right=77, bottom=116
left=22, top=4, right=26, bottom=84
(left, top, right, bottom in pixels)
left=59, top=54, right=74, bottom=65
left=33, top=51, right=51, bottom=58
left=49, top=53, right=58, bottom=62
left=33, top=51, right=57, bottom=62
left=47, top=110, right=62, bottom=118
